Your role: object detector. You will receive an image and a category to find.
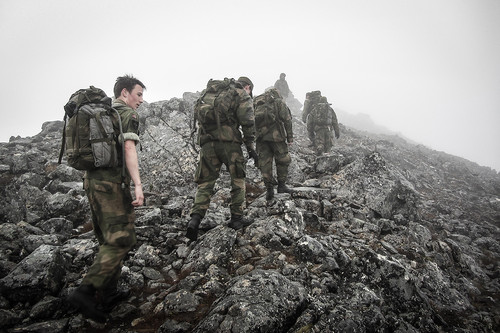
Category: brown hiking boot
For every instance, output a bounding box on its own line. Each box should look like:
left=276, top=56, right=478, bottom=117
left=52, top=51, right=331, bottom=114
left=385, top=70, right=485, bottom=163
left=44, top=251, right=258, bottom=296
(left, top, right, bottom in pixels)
left=68, top=284, right=107, bottom=323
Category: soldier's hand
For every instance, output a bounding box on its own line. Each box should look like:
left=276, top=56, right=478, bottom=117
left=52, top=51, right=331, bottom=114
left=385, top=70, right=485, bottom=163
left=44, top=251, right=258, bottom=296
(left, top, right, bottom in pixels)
left=335, top=133, right=340, bottom=139
left=132, top=184, right=144, bottom=207
left=248, top=149, right=259, bottom=165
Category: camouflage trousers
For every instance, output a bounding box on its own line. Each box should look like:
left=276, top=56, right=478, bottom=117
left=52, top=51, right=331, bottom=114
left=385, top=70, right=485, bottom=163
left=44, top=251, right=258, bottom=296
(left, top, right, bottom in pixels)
left=256, top=140, right=291, bottom=186
left=312, top=126, right=333, bottom=155
left=82, top=178, right=137, bottom=290
left=191, top=141, right=246, bottom=217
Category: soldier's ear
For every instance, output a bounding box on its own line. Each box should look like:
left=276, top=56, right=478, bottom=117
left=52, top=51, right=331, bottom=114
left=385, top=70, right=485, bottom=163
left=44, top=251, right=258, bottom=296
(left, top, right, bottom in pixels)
left=121, top=88, right=129, bottom=99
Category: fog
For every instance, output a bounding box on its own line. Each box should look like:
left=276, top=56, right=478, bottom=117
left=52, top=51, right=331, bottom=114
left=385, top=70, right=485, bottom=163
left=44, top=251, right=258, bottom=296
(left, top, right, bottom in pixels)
left=1, top=0, right=499, bottom=171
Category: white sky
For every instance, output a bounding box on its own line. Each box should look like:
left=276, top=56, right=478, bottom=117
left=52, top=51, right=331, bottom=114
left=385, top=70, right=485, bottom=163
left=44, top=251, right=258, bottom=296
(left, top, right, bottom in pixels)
left=1, top=0, right=499, bottom=171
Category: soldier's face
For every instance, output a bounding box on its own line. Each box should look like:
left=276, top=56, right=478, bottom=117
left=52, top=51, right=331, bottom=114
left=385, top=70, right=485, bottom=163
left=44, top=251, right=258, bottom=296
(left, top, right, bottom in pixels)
left=244, top=85, right=252, bottom=97
left=123, top=84, right=144, bottom=110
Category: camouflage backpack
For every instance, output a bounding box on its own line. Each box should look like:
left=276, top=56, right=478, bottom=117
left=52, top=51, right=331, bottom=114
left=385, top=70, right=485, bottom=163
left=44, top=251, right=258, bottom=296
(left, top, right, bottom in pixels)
left=302, top=90, right=322, bottom=122
left=310, top=102, right=334, bottom=126
left=307, top=90, right=322, bottom=104
left=58, top=86, right=124, bottom=173
left=254, top=88, right=288, bottom=140
left=194, top=78, right=237, bottom=132
left=254, top=88, right=281, bottom=128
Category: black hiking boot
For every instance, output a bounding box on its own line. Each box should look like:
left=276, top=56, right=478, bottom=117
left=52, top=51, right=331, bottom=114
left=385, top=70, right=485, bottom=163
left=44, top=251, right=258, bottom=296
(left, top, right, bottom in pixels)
left=266, top=185, right=274, bottom=200
left=186, top=214, right=202, bottom=241
left=277, top=181, right=292, bottom=194
left=68, top=284, right=107, bottom=323
left=227, top=214, right=254, bottom=230
left=99, top=286, right=131, bottom=312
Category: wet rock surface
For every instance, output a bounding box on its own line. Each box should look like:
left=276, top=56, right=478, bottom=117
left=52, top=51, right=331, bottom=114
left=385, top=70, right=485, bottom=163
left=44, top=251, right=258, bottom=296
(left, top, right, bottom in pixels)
left=0, top=96, right=498, bottom=332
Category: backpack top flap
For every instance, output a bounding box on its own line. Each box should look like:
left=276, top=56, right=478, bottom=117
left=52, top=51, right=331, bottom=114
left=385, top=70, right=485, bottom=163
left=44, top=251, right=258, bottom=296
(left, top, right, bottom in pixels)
left=205, top=78, right=234, bottom=93
left=64, top=86, right=112, bottom=118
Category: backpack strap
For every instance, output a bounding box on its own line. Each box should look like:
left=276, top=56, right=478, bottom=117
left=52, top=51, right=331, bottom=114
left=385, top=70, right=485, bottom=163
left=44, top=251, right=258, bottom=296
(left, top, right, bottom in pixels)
left=194, top=90, right=209, bottom=136
left=58, top=114, right=67, bottom=164
left=111, top=107, right=126, bottom=188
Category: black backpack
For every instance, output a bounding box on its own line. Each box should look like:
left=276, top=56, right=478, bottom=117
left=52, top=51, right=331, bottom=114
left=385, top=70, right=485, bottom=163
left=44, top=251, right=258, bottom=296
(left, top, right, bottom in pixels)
left=58, top=86, right=125, bottom=178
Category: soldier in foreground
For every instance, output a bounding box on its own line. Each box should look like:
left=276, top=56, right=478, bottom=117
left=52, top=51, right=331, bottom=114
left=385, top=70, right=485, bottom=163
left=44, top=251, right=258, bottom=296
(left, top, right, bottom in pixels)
left=254, top=88, right=294, bottom=200
left=68, top=75, right=146, bottom=322
left=186, top=77, right=257, bottom=241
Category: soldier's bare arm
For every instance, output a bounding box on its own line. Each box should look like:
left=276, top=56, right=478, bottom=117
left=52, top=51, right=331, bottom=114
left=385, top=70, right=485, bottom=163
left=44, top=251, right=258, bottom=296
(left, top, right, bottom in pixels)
left=124, top=140, right=144, bottom=206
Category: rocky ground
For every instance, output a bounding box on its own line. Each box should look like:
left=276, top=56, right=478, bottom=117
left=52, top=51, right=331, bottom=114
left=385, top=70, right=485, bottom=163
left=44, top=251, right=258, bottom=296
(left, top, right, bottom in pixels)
left=0, top=93, right=498, bottom=332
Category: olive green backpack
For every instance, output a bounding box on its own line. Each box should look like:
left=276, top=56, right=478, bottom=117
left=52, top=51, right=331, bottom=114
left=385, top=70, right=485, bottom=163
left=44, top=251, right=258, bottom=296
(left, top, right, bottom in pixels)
left=310, top=102, right=334, bottom=126
left=58, top=86, right=125, bottom=177
left=254, top=88, right=281, bottom=128
left=194, top=78, right=238, bottom=132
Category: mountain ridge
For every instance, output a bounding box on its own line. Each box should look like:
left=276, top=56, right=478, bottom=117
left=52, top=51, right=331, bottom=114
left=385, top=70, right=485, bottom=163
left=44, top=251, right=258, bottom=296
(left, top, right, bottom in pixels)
left=0, top=93, right=498, bottom=332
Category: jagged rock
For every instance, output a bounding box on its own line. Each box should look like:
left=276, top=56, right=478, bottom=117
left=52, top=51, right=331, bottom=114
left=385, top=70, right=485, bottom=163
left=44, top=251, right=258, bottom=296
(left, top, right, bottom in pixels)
left=163, top=289, right=201, bottom=315
left=0, top=244, right=68, bottom=303
left=137, top=207, right=163, bottom=226
left=192, top=269, right=307, bottom=332
left=47, top=163, right=83, bottom=183
left=8, top=318, right=69, bottom=333
left=29, top=295, right=63, bottom=320
left=44, top=180, right=84, bottom=195
left=133, top=243, right=162, bottom=267
left=315, top=153, right=345, bottom=174
left=15, top=171, right=47, bottom=188
left=182, top=226, right=238, bottom=273
left=43, top=192, right=84, bottom=224
left=22, top=234, right=63, bottom=253
left=36, top=217, right=74, bottom=236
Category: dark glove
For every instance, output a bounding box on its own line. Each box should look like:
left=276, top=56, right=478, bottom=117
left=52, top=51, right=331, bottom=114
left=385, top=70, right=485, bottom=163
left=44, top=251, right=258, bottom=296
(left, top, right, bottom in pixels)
left=248, top=148, right=259, bottom=164
left=335, top=132, right=340, bottom=139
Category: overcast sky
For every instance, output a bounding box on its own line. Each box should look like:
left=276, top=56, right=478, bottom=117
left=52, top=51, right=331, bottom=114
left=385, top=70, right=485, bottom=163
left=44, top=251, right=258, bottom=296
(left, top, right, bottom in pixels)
left=1, top=0, right=499, bottom=171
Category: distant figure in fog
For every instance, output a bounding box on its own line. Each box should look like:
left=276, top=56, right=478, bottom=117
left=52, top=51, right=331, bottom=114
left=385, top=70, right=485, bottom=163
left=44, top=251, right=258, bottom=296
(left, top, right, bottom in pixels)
left=306, top=95, right=340, bottom=155
left=274, top=73, right=290, bottom=100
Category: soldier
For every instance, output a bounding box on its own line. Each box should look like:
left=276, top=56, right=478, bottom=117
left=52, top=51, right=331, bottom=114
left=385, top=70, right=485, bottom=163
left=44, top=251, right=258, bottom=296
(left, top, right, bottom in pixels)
left=302, top=90, right=322, bottom=145
left=254, top=88, right=294, bottom=200
left=186, top=77, right=257, bottom=241
left=68, top=75, right=146, bottom=322
left=306, top=96, right=340, bottom=155
left=274, top=73, right=290, bottom=100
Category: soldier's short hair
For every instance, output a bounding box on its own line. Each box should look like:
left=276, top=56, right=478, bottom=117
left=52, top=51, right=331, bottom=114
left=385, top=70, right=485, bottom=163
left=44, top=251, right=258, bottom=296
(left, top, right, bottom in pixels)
left=114, top=75, right=146, bottom=98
